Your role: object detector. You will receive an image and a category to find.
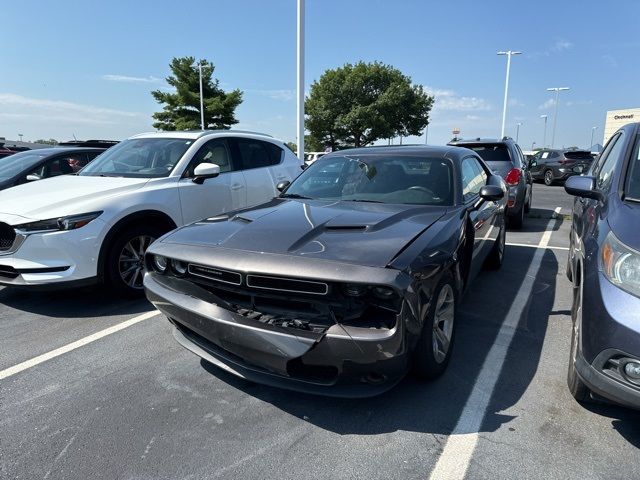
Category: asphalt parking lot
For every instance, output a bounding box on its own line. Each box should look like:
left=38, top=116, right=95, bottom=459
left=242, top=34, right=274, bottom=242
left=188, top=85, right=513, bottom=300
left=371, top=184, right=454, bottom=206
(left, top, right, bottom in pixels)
left=1, top=183, right=639, bottom=480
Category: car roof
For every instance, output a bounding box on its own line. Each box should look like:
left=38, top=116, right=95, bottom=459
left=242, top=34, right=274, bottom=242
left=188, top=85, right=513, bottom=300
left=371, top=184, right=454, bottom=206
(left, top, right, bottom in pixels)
left=448, top=137, right=514, bottom=145
left=129, top=129, right=276, bottom=141
left=8, top=146, right=105, bottom=156
left=321, top=145, right=468, bottom=160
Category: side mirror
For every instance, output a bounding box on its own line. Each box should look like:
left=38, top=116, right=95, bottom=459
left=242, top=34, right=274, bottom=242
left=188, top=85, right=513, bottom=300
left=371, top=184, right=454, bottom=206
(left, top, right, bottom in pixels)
left=26, top=174, right=41, bottom=182
left=564, top=175, right=602, bottom=200
left=192, top=163, right=220, bottom=184
left=276, top=180, right=291, bottom=192
left=479, top=185, right=504, bottom=202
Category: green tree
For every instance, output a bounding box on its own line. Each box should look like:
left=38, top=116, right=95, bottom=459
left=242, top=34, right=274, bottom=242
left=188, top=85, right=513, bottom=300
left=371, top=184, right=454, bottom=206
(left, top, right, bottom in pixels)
left=151, top=56, right=243, bottom=131
left=305, top=62, right=433, bottom=148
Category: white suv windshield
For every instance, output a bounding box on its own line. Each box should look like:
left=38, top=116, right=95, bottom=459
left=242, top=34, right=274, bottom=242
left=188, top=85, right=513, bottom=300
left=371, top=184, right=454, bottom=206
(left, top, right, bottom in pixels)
left=80, top=138, right=194, bottom=178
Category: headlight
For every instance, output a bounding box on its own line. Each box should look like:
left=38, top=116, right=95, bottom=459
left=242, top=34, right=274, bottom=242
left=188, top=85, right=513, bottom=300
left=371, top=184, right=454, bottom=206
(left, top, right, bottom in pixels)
left=15, top=211, right=103, bottom=234
left=601, top=231, right=640, bottom=298
left=171, top=259, right=188, bottom=276
left=152, top=255, right=168, bottom=274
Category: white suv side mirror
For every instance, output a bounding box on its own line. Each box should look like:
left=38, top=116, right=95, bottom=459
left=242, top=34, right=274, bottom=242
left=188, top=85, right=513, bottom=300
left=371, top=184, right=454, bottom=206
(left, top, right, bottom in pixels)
left=193, top=163, right=220, bottom=184
left=26, top=174, right=41, bottom=182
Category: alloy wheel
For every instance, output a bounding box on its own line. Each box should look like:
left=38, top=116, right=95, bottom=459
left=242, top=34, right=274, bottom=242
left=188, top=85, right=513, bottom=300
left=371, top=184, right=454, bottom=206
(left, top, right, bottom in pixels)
left=544, top=170, right=553, bottom=186
left=432, top=284, right=455, bottom=363
left=118, top=235, right=155, bottom=289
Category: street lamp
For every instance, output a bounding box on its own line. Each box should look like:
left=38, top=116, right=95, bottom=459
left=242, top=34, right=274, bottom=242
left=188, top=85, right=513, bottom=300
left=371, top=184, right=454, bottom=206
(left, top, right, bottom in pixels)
left=497, top=50, right=522, bottom=139
left=296, top=0, right=305, bottom=162
left=198, top=62, right=205, bottom=131
left=546, top=87, right=570, bottom=148
left=515, top=122, right=522, bottom=143
left=18, top=133, right=23, bottom=142
left=590, top=126, right=598, bottom=151
left=540, top=115, right=548, bottom=148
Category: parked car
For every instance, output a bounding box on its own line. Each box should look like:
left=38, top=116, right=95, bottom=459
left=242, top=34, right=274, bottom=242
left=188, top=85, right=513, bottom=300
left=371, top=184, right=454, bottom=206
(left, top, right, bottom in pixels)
left=565, top=122, right=640, bottom=409
left=0, top=130, right=301, bottom=296
left=0, top=147, right=106, bottom=191
left=531, top=148, right=594, bottom=186
left=304, top=151, right=327, bottom=166
left=144, top=145, right=507, bottom=397
left=449, top=137, right=532, bottom=228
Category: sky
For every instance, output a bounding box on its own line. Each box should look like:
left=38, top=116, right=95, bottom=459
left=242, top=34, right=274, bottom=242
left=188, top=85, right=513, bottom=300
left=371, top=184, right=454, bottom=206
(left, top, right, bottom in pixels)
left=1, top=0, right=638, bottom=150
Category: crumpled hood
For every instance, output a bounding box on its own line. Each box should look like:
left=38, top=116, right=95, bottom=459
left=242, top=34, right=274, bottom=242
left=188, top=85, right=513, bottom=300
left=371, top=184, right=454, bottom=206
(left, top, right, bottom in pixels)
left=0, top=175, right=149, bottom=223
left=162, top=199, right=447, bottom=267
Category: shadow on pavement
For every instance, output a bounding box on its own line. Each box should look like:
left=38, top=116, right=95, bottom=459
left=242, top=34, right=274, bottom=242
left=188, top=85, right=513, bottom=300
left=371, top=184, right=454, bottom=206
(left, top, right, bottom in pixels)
left=517, top=207, right=564, bottom=233
left=583, top=403, right=640, bottom=448
left=199, top=244, right=556, bottom=437
left=0, top=285, right=150, bottom=318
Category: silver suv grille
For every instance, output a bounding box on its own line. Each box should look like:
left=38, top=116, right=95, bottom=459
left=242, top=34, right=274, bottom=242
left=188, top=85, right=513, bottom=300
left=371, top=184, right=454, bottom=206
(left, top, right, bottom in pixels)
left=0, top=223, right=16, bottom=251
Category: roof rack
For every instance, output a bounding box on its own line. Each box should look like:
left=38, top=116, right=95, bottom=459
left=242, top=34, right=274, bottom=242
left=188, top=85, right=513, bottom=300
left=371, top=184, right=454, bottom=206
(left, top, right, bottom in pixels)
left=196, top=129, right=274, bottom=139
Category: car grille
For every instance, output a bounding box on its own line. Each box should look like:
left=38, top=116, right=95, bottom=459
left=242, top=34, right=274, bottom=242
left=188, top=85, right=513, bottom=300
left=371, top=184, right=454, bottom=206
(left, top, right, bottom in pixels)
left=0, top=223, right=16, bottom=251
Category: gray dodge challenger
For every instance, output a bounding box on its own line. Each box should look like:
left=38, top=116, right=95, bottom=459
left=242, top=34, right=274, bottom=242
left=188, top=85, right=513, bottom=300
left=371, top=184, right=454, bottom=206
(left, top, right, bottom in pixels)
left=144, top=145, right=507, bottom=397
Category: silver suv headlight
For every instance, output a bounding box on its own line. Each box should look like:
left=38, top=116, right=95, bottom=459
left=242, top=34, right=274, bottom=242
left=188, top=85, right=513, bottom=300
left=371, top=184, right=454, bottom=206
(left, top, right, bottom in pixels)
left=601, top=231, right=640, bottom=298
left=15, top=211, right=103, bottom=234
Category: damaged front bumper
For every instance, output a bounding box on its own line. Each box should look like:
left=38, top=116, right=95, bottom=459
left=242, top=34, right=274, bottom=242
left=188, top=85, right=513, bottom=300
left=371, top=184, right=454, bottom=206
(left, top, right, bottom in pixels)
left=144, top=272, right=411, bottom=397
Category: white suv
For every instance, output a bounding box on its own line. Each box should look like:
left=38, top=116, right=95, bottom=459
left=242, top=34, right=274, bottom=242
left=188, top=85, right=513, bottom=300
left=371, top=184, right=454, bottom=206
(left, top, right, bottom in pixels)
left=0, top=130, right=301, bottom=295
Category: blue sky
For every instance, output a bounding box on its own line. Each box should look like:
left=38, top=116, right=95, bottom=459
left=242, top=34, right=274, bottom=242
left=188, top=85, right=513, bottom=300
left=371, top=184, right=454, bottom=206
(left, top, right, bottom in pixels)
left=0, top=0, right=638, bottom=150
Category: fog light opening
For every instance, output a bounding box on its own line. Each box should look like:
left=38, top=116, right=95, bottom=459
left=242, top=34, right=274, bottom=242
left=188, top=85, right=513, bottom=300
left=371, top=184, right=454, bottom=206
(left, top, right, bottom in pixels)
left=362, top=372, right=387, bottom=385
left=624, top=361, right=640, bottom=380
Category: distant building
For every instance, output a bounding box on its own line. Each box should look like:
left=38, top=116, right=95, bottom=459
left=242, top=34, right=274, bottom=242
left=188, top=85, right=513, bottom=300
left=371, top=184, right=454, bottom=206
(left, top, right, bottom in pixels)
left=604, top=108, right=640, bottom=145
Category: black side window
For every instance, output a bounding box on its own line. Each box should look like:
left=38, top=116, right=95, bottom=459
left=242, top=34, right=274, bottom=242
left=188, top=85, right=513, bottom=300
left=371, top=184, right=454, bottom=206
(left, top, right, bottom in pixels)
left=461, top=157, right=486, bottom=202
left=595, top=133, right=625, bottom=192
left=236, top=139, right=282, bottom=170
left=513, top=144, right=524, bottom=167
left=29, top=155, right=75, bottom=178
left=185, top=139, right=233, bottom=177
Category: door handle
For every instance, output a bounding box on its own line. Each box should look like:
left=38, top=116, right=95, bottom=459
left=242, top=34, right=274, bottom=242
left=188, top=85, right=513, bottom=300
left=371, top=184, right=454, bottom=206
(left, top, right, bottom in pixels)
left=231, top=183, right=244, bottom=190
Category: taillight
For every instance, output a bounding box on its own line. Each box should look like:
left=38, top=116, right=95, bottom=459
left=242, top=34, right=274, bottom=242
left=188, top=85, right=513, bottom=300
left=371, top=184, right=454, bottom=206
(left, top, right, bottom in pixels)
left=505, top=168, right=521, bottom=186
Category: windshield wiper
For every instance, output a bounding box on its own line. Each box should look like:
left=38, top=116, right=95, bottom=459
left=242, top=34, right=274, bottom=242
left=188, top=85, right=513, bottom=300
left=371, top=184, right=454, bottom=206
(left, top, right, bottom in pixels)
left=280, top=193, right=312, bottom=199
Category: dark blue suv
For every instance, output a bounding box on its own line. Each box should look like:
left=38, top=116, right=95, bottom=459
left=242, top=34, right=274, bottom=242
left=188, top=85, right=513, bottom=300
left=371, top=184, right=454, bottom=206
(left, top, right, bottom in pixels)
left=565, top=122, right=640, bottom=409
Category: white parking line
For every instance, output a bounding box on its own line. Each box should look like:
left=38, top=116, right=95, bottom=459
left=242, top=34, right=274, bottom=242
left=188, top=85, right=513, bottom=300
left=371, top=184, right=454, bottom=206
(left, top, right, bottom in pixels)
left=0, top=310, right=161, bottom=381
left=506, top=242, right=569, bottom=251
left=428, top=208, right=561, bottom=480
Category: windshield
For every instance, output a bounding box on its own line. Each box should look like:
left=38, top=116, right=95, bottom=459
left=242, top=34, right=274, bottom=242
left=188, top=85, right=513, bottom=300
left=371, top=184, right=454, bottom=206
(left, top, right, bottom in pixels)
left=284, top=154, right=454, bottom=205
left=80, top=138, right=193, bottom=178
left=625, top=137, right=640, bottom=201
left=464, top=144, right=511, bottom=163
left=0, top=151, right=47, bottom=180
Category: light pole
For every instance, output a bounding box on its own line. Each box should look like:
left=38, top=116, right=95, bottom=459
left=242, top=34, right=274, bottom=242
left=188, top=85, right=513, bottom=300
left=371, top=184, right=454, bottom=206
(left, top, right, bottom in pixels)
left=546, top=87, right=570, bottom=148
left=296, top=0, right=305, bottom=162
left=540, top=114, right=548, bottom=148
left=532, top=141, right=536, bottom=150
left=497, top=50, right=522, bottom=139
left=590, top=126, right=598, bottom=151
left=18, top=134, right=23, bottom=142
left=424, top=123, right=429, bottom=144
left=515, top=122, right=522, bottom=143
left=198, top=62, right=205, bottom=131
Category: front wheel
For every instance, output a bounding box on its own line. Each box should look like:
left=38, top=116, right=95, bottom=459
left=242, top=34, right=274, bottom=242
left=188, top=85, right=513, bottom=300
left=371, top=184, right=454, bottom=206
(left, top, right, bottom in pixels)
left=567, top=276, right=591, bottom=402
left=105, top=225, right=165, bottom=297
left=544, top=169, right=554, bottom=186
left=485, top=219, right=506, bottom=270
left=413, top=273, right=457, bottom=380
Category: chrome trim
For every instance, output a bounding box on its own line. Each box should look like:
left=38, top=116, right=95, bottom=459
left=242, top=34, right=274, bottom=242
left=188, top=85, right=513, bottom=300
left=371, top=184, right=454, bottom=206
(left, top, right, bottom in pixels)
left=0, top=232, right=26, bottom=256
left=188, top=264, right=242, bottom=285
left=246, top=274, right=329, bottom=296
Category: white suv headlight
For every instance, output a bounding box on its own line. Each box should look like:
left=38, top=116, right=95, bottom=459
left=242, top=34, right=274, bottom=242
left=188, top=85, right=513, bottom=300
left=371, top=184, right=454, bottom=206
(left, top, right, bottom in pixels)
left=15, top=211, right=103, bottom=234
left=601, top=231, right=640, bottom=298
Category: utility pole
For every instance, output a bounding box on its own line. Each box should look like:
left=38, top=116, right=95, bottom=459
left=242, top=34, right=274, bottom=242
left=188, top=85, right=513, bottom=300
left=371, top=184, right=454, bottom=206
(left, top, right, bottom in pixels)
left=198, top=63, right=205, bottom=131
left=516, top=122, right=522, bottom=143
left=590, top=126, right=598, bottom=151
left=296, top=0, right=305, bottom=162
left=497, top=50, right=522, bottom=138
left=540, top=115, right=548, bottom=148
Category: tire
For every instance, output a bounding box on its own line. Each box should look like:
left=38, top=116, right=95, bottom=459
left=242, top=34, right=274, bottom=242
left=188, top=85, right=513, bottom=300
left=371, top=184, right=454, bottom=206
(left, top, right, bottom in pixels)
left=524, top=187, right=532, bottom=213
left=412, top=272, right=457, bottom=380
left=544, top=169, right=554, bottom=186
left=565, top=235, right=574, bottom=282
left=105, top=224, right=165, bottom=297
left=567, top=274, right=591, bottom=402
left=485, top=218, right=506, bottom=270
left=508, top=202, right=524, bottom=230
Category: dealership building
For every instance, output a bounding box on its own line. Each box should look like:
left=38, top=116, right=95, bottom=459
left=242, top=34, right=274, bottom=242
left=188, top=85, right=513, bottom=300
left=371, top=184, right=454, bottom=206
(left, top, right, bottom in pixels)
left=604, top=108, right=640, bottom=144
